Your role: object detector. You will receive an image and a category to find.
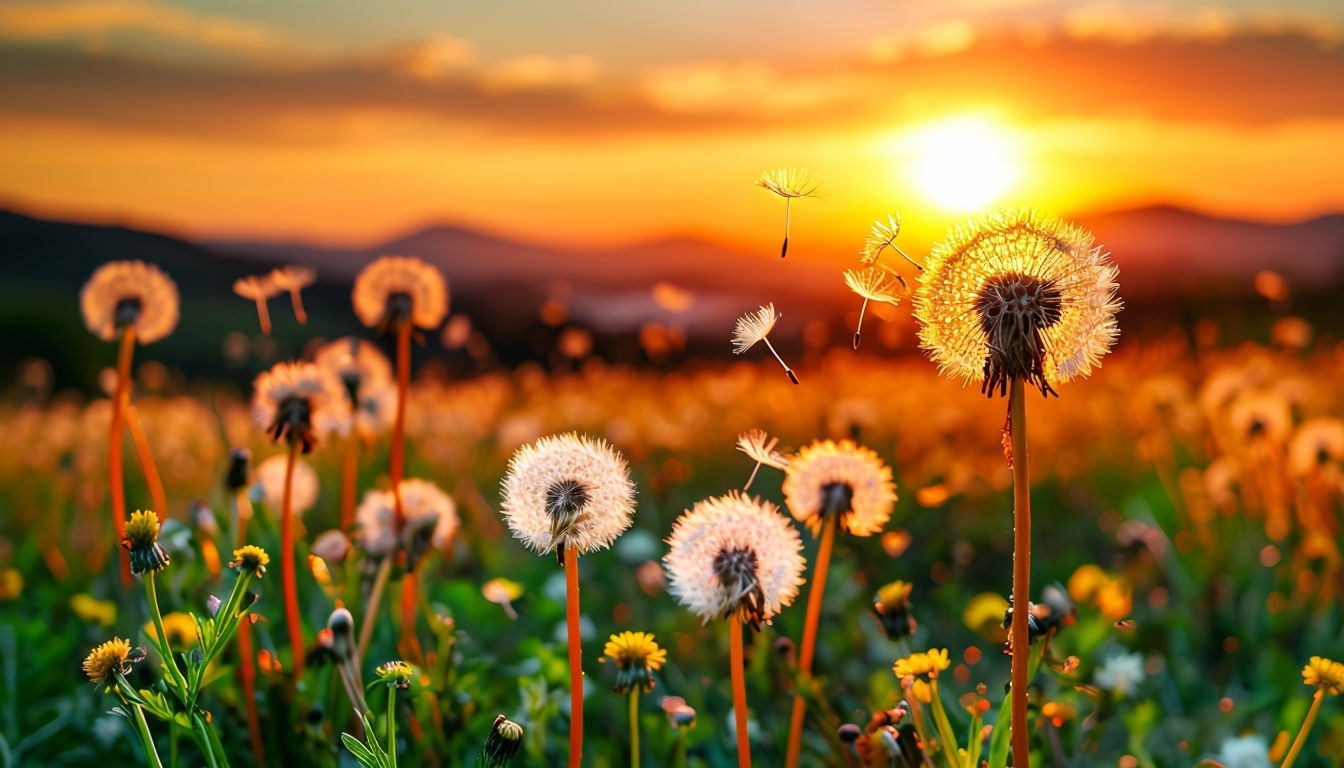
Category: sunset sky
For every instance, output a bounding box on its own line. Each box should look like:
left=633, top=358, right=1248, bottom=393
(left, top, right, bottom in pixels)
left=1, top=0, right=1342, bottom=256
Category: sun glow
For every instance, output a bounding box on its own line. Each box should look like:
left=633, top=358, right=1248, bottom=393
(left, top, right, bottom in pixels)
left=906, top=116, right=1022, bottom=212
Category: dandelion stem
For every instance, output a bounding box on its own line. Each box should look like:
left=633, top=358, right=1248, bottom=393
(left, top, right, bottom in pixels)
left=1281, top=689, right=1325, bottom=768
left=253, top=298, right=271, bottom=335
left=628, top=688, right=640, bottom=768
left=391, top=321, right=411, bottom=523
left=784, top=513, right=837, bottom=768
left=565, top=544, right=585, bottom=768
left=1008, top=376, right=1032, bottom=767
left=126, top=405, right=168, bottom=526
left=762, top=338, right=799, bottom=385
left=387, top=685, right=398, bottom=768
left=144, top=571, right=189, bottom=702
left=358, top=555, right=393, bottom=660
left=130, top=703, right=165, bottom=768
left=399, top=573, right=425, bottom=667
left=340, top=432, right=358, bottom=531
left=289, top=289, right=308, bottom=325
left=280, top=439, right=305, bottom=678
left=730, top=613, right=752, bottom=768
left=110, top=325, right=136, bottom=587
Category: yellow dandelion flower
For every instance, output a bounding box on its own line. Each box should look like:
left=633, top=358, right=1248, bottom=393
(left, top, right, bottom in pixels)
left=500, top=433, right=636, bottom=561
left=142, top=611, right=199, bottom=648
left=252, top=361, right=350, bottom=453
left=907, top=678, right=934, bottom=704
left=664, top=491, right=805, bottom=631
left=913, top=209, right=1120, bottom=397
left=783, top=439, right=896, bottom=537
left=232, top=273, right=281, bottom=334
left=123, top=509, right=169, bottom=575
left=1303, top=656, right=1344, bottom=696
left=376, top=660, right=415, bottom=689
left=1288, top=417, right=1344, bottom=477
left=732, top=303, right=798, bottom=384
left=82, top=637, right=135, bottom=685
left=352, top=255, right=449, bottom=333
left=0, top=568, right=23, bottom=601
left=81, top=261, right=179, bottom=344
left=892, top=648, right=950, bottom=679
left=70, top=594, right=118, bottom=626
left=757, top=168, right=821, bottom=259
left=601, top=631, right=667, bottom=693
left=230, top=544, right=270, bottom=577
left=873, top=580, right=917, bottom=640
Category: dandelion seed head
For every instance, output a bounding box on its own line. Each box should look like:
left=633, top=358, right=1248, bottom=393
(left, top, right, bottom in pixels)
left=81, top=261, right=179, bottom=344
left=1288, top=417, right=1344, bottom=477
left=1094, top=651, right=1145, bottom=696
left=757, top=168, right=821, bottom=199
left=783, top=440, right=896, bottom=536
left=353, top=478, right=459, bottom=560
left=664, top=491, right=805, bottom=629
left=352, top=255, right=449, bottom=332
left=732, top=304, right=780, bottom=355
left=500, top=433, right=636, bottom=557
left=253, top=453, right=320, bottom=514
left=251, top=361, right=350, bottom=452
left=913, top=209, right=1120, bottom=397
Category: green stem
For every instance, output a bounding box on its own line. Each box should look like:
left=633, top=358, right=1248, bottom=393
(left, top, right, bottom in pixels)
left=144, top=572, right=189, bottom=703
left=1280, top=689, right=1324, bottom=768
left=1008, top=377, right=1032, bottom=767
left=130, top=704, right=165, bottom=768
left=168, top=724, right=178, bottom=768
left=387, top=687, right=398, bottom=768
left=628, top=689, right=641, bottom=768
left=928, top=679, right=962, bottom=768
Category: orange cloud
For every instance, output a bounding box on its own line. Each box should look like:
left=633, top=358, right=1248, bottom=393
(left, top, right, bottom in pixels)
left=0, top=0, right=282, bottom=53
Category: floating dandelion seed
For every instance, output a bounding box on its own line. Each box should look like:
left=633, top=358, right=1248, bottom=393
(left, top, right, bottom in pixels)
left=732, top=303, right=798, bottom=384
left=758, top=168, right=820, bottom=258
left=844, top=266, right=906, bottom=350
left=268, top=265, right=317, bottom=325
left=860, top=214, right=922, bottom=273
left=913, top=209, right=1121, bottom=398
left=233, top=274, right=281, bottom=335
left=736, top=428, right=789, bottom=491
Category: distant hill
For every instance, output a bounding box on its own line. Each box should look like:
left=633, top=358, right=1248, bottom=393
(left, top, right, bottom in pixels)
left=3, top=205, right=1342, bottom=390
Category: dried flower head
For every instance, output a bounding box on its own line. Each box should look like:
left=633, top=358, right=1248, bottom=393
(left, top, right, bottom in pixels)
left=252, top=361, right=349, bottom=453
left=913, top=209, right=1121, bottom=397
left=844, top=265, right=907, bottom=350
left=81, top=261, right=179, bottom=344
left=82, top=637, right=138, bottom=687
left=892, top=648, right=950, bottom=680
left=600, top=631, right=668, bottom=694
left=481, top=715, right=525, bottom=767
left=500, top=433, right=636, bottom=561
left=783, top=440, right=896, bottom=536
left=1304, top=655, right=1344, bottom=696
left=230, top=545, right=270, bottom=578
left=123, top=509, right=170, bottom=574
left=732, top=303, right=798, bottom=384
left=873, top=581, right=917, bottom=640
left=233, top=274, right=281, bottom=334
left=664, top=491, right=805, bottom=631
left=352, top=255, right=449, bottom=334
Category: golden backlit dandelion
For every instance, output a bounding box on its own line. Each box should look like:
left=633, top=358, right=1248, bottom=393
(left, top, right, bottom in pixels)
left=735, top=428, right=789, bottom=490
left=268, top=265, right=317, bottom=324
left=912, top=208, right=1120, bottom=766
left=233, top=274, right=281, bottom=335
left=500, top=432, right=636, bottom=768
left=352, top=255, right=449, bottom=334
left=81, top=261, right=179, bottom=345
left=757, top=167, right=820, bottom=259
left=733, top=303, right=798, bottom=384
left=844, top=266, right=906, bottom=349
left=782, top=438, right=896, bottom=768
left=913, top=209, right=1120, bottom=398
left=82, top=637, right=135, bottom=686
left=665, top=491, right=804, bottom=768
left=252, top=361, right=349, bottom=454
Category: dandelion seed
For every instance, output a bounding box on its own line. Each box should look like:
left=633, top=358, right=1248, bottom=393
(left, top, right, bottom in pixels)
left=81, top=261, right=180, bottom=344
left=732, top=303, right=798, bottom=384
left=268, top=265, right=316, bottom=324
left=232, top=274, right=281, bottom=335
left=860, top=214, right=922, bottom=272
left=757, top=168, right=820, bottom=258
left=736, top=428, right=789, bottom=490
left=913, top=209, right=1120, bottom=398
left=844, top=266, right=906, bottom=349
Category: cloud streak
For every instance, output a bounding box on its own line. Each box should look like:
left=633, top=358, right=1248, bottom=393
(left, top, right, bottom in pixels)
left=0, top=0, right=283, bottom=53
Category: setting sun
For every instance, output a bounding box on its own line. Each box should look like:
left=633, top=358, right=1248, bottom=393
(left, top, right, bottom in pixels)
left=907, top=116, right=1021, bottom=213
